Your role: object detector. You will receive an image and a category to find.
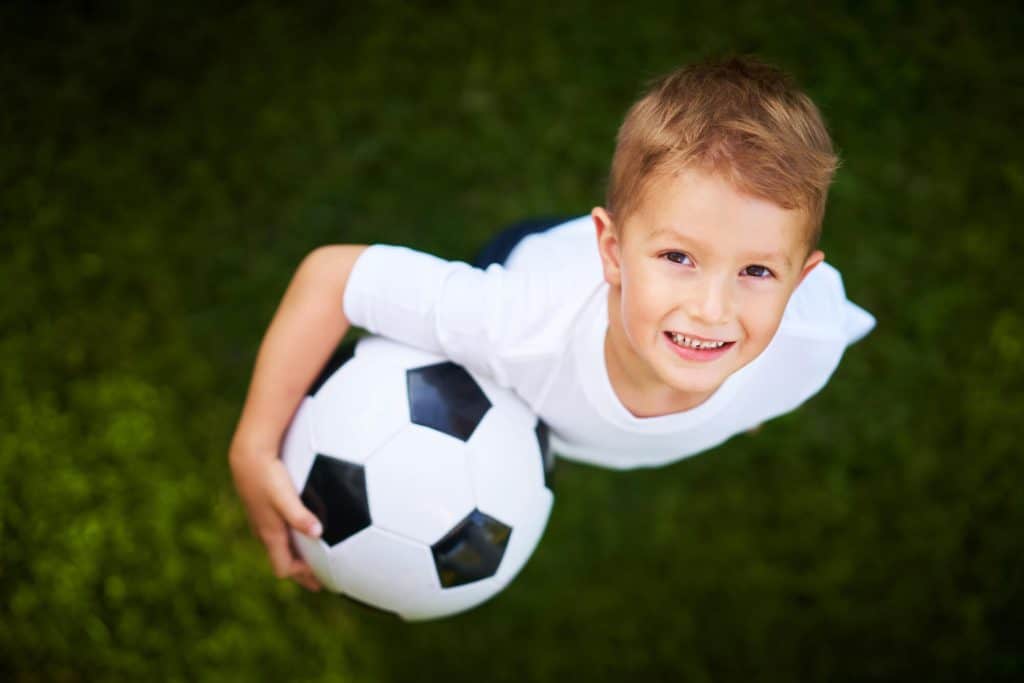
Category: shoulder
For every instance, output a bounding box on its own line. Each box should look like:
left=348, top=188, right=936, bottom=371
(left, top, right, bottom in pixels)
left=733, top=261, right=874, bottom=416
left=483, top=250, right=603, bottom=359
left=503, top=215, right=599, bottom=274
left=778, top=261, right=876, bottom=345
left=478, top=214, right=604, bottom=353
left=344, top=239, right=602, bottom=378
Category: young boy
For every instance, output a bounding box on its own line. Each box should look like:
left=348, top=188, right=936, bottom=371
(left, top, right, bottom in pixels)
left=229, top=56, right=875, bottom=592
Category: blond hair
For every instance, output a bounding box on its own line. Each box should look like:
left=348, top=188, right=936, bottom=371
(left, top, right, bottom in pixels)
left=607, top=55, right=839, bottom=248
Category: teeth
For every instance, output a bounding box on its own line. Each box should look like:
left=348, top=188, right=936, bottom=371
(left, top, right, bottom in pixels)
left=669, top=332, right=728, bottom=350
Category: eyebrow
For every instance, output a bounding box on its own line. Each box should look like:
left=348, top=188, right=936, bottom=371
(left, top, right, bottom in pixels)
left=649, top=227, right=793, bottom=269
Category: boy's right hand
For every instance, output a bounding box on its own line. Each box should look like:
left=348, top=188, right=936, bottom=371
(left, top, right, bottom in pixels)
left=226, top=245, right=368, bottom=593
left=229, top=443, right=325, bottom=592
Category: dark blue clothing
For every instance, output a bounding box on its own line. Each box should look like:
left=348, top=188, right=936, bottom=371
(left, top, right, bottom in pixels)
left=472, top=217, right=572, bottom=269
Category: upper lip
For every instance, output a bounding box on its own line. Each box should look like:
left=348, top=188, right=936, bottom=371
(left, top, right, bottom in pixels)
left=666, top=330, right=734, bottom=343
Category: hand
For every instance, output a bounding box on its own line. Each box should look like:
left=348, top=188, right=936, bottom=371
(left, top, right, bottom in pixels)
left=229, top=444, right=325, bottom=592
left=226, top=246, right=368, bottom=592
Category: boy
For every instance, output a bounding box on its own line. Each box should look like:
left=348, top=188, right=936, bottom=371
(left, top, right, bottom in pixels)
left=229, top=56, right=875, bottom=592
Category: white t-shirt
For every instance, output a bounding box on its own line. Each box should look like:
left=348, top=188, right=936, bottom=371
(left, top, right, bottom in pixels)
left=342, top=216, right=876, bottom=470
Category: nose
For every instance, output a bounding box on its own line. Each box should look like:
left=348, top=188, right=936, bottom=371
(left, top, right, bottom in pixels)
left=685, top=274, right=732, bottom=325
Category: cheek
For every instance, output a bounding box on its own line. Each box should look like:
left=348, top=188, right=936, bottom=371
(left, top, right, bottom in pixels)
left=738, top=297, right=787, bottom=342
left=625, top=272, right=669, bottom=324
left=618, top=279, right=666, bottom=345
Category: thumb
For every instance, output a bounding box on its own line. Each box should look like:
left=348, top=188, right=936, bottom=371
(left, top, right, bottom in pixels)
left=268, top=462, right=323, bottom=538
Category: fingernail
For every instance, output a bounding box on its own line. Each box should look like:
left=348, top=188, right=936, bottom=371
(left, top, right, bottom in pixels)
left=309, top=520, right=323, bottom=537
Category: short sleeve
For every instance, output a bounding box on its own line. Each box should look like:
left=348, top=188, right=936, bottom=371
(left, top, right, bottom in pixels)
left=342, top=244, right=587, bottom=386
left=737, top=261, right=875, bottom=421
left=780, top=262, right=876, bottom=345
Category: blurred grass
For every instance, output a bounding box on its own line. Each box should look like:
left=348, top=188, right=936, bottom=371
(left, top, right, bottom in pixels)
left=1, top=1, right=1022, bottom=681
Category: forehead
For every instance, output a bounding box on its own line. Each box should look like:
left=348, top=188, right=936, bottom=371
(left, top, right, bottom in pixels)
left=623, top=168, right=811, bottom=259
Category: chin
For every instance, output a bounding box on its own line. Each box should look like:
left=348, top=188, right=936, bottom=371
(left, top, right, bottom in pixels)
left=660, top=369, right=725, bottom=399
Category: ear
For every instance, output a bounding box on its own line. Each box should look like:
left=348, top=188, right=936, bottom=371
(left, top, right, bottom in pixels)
left=796, top=249, right=826, bottom=287
left=592, top=207, right=622, bottom=287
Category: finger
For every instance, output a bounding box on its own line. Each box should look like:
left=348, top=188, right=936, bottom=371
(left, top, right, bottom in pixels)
left=291, top=566, right=324, bottom=592
left=264, top=525, right=299, bottom=579
left=281, top=551, right=323, bottom=591
left=296, top=576, right=322, bottom=592
left=286, top=532, right=324, bottom=591
left=267, top=462, right=323, bottom=538
left=294, top=575, right=320, bottom=592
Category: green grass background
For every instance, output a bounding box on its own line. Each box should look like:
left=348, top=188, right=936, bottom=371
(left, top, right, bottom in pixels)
left=2, top=1, right=1022, bottom=681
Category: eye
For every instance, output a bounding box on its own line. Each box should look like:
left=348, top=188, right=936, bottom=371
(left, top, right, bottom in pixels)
left=662, top=251, right=693, bottom=265
left=742, top=264, right=774, bottom=279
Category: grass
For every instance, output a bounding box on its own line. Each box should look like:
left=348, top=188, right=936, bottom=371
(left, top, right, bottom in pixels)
left=1, top=1, right=1022, bottom=681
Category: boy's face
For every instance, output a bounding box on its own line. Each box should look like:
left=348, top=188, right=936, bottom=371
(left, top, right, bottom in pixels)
left=594, top=167, right=824, bottom=415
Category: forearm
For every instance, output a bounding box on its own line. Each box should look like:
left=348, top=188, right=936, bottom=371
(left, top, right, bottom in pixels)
left=230, top=244, right=369, bottom=458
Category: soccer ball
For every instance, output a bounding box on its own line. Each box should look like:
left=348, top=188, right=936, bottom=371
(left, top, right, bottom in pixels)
left=281, top=335, right=555, bottom=621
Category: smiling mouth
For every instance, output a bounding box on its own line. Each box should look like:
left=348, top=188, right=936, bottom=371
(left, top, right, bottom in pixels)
left=665, top=331, right=735, bottom=350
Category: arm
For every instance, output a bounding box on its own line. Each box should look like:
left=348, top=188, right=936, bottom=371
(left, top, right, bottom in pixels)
left=228, top=244, right=368, bottom=591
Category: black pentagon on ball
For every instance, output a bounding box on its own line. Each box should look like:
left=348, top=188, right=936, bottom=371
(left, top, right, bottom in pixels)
left=300, top=454, right=371, bottom=547
left=406, top=362, right=492, bottom=441
left=431, top=509, right=511, bottom=588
